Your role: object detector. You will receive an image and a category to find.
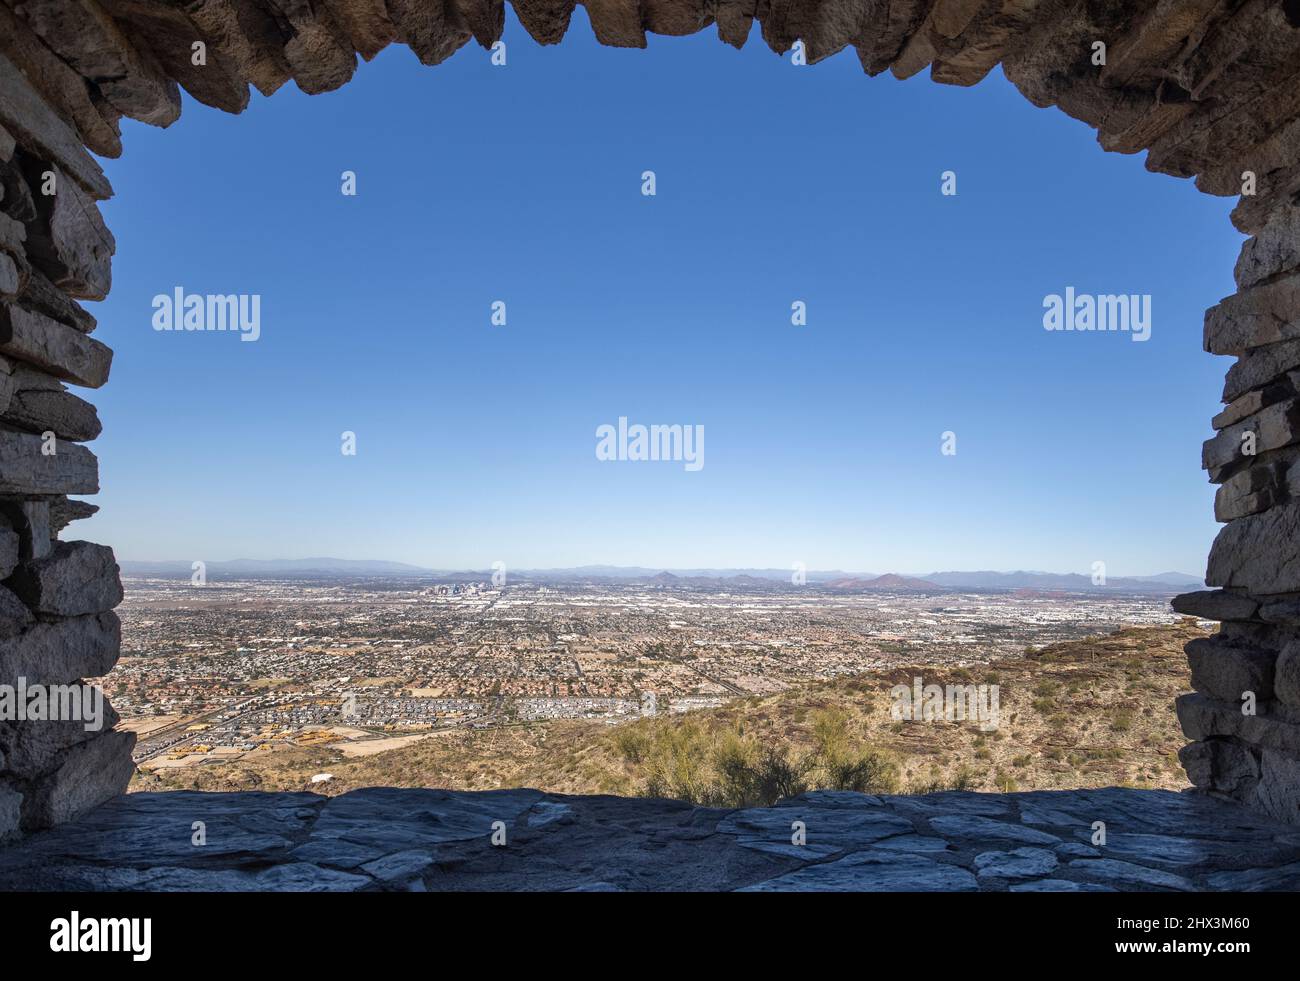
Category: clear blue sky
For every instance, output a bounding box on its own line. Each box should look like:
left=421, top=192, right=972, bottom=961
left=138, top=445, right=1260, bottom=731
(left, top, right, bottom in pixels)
left=80, top=10, right=1237, bottom=575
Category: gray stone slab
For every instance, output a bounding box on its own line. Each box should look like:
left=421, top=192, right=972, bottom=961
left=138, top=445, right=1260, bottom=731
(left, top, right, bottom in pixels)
left=780, top=791, right=884, bottom=809
left=882, top=792, right=1013, bottom=817
left=308, top=787, right=541, bottom=850
left=360, top=849, right=436, bottom=885
left=928, top=814, right=1061, bottom=845
left=1011, top=878, right=1115, bottom=892
left=527, top=801, right=574, bottom=828
left=974, top=847, right=1059, bottom=879
left=1068, top=859, right=1195, bottom=891
left=288, top=838, right=387, bottom=870
left=1019, top=804, right=1090, bottom=828
left=2, top=786, right=1298, bottom=892
left=144, top=862, right=370, bottom=892
left=1055, top=842, right=1101, bottom=858
left=741, top=852, right=979, bottom=892
left=718, top=804, right=913, bottom=854
left=736, top=840, right=840, bottom=860
left=1204, top=861, right=1300, bottom=891
left=1090, top=831, right=1280, bottom=869
left=871, top=834, right=951, bottom=853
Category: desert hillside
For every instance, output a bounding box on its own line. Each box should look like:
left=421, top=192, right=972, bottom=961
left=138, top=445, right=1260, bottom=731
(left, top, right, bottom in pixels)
left=131, top=620, right=1207, bottom=802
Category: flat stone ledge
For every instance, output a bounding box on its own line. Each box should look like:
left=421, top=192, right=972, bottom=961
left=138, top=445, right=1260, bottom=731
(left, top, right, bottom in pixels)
left=1, top=786, right=1299, bottom=892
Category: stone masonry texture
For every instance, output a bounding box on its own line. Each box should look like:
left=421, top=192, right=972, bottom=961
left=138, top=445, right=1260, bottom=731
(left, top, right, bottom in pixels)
left=5, top=787, right=1300, bottom=892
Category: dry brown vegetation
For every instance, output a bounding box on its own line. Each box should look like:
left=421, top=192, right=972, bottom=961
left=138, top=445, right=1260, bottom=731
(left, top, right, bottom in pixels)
left=132, top=620, right=1207, bottom=800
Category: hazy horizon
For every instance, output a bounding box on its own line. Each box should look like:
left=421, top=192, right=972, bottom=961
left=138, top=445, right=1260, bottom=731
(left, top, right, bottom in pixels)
left=112, top=554, right=1203, bottom=581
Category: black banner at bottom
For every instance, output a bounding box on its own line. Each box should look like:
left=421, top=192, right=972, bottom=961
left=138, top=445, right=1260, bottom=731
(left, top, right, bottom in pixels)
left=2, top=889, right=1283, bottom=968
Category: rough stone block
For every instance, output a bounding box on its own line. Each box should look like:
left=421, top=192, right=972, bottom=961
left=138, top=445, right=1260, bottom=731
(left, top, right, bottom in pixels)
left=48, top=497, right=97, bottom=536
left=1258, top=598, right=1300, bottom=624
left=0, top=357, right=16, bottom=415
left=0, top=684, right=119, bottom=779
left=1177, top=693, right=1300, bottom=758
left=0, top=527, right=16, bottom=581
left=1218, top=619, right=1284, bottom=648
left=1236, top=206, right=1300, bottom=289
left=1205, top=276, right=1300, bottom=355
left=1179, top=739, right=1259, bottom=795
left=0, top=155, right=38, bottom=226
left=1202, top=400, right=1300, bottom=471
left=1207, top=499, right=1300, bottom=595
left=511, top=0, right=580, bottom=45
left=0, top=782, right=20, bottom=842
left=20, top=728, right=135, bottom=830
left=1248, top=750, right=1300, bottom=825
left=263, top=0, right=359, bottom=91
left=579, top=0, right=644, bottom=49
left=1180, top=740, right=1215, bottom=790
left=0, top=612, right=121, bottom=686
left=6, top=361, right=58, bottom=393
left=0, top=500, right=52, bottom=560
left=1232, top=169, right=1300, bottom=238
left=0, top=303, right=112, bottom=387
left=18, top=266, right=97, bottom=333
left=1, top=385, right=101, bottom=441
left=320, top=0, right=397, bottom=59
left=0, top=54, right=112, bottom=201
left=1285, top=457, right=1300, bottom=500
left=164, top=0, right=292, bottom=97
left=1187, top=635, right=1276, bottom=701
left=13, top=0, right=181, bottom=127
left=1171, top=589, right=1259, bottom=621
left=1224, top=339, right=1300, bottom=403
left=386, top=0, right=472, bottom=65
left=1215, top=463, right=1284, bottom=521
left=0, top=2, right=122, bottom=159
left=0, top=430, right=97, bottom=495
left=0, top=253, right=19, bottom=298
left=0, top=583, right=33, bottom=639
left=0, top=211, right=24, bottom=255
left=8, top=540, right=122, bottom=617
left=20, top=162, right=115, bottom=301
left=98, top=0, right=252, bottom=113
left=929, top=1, right=1040, bottom=87
left=1277, top=641, right=1300, bottom=708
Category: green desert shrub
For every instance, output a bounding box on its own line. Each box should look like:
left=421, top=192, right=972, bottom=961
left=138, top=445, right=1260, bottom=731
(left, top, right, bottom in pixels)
left=613, top=726, right=652, bottom=765
left=910, top=765, right=977, bottom=795
left=633, top=708, right=898, bottom=807
left=643, top=722, right=723, bottom=805
left=822, top=748, right=899, bottom=794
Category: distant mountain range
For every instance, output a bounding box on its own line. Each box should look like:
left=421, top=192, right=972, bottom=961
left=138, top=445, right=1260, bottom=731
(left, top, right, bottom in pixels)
left=921, top=570, right=1203, bottom=591
left=117, top=558, right=1203, bottom=592
left=825, top=574, right=941, bottom=591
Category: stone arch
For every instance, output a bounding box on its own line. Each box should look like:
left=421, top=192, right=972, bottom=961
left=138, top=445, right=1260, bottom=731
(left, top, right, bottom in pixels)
left=1, top=0, right=1299, bottom=837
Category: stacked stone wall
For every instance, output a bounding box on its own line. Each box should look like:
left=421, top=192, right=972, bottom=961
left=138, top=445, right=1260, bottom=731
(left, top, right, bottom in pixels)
left=1174, top=199, right=1300, bottom=824
left=0, top=35, right=128, bottom=841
